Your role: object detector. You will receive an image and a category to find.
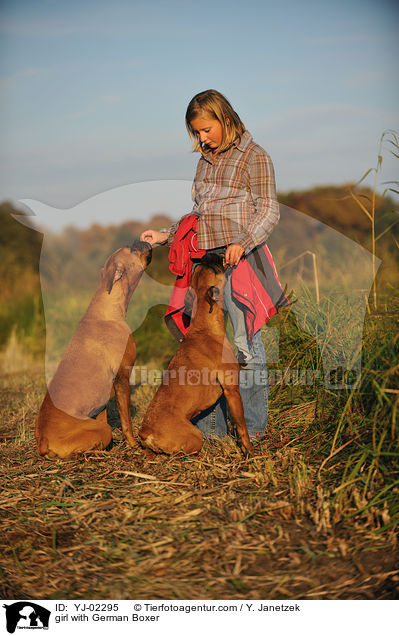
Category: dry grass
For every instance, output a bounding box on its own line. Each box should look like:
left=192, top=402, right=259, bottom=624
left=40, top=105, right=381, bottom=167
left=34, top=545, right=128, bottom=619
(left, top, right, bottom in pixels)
left=0, top=365, right=398, bottom=601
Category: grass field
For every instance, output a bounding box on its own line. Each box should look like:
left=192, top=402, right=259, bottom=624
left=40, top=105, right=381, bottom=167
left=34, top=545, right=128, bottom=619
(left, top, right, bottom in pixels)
left=0, top=289, right=398, bottom=600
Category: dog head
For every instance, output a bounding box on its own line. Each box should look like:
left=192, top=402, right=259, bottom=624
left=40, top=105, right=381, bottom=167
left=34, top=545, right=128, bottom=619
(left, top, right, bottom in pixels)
left=130, top=240, right=152, bottom=268
left=102, top=240, right=152, bottom=295
left=185, top=253, right=227, bottom=316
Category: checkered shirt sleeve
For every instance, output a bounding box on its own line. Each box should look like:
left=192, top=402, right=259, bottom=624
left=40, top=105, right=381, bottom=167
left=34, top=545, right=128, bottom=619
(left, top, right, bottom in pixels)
left=167, top=130, right=279, bottom=253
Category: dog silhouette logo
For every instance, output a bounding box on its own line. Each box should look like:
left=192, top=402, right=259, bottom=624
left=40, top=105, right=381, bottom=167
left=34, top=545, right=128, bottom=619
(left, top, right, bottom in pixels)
left=16, top=185, right=380, bottom=392
left=3, top=602, right=50, bottom=633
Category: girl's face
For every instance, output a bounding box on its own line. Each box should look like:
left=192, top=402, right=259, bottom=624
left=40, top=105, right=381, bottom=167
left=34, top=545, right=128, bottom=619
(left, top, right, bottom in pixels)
left=190, top=114, right=224, bottom=152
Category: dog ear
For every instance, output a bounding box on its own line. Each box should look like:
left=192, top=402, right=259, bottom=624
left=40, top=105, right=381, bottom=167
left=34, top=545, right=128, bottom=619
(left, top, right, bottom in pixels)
left=205, top=285, right=220, bottom=313
left=104, top=262, right=125, bottom=294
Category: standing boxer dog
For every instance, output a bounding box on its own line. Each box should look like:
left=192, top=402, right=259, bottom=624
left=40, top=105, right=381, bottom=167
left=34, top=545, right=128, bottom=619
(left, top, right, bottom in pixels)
left=35, top=241, right=152, bottom=459
left=139, top=253, right=253, bottom=457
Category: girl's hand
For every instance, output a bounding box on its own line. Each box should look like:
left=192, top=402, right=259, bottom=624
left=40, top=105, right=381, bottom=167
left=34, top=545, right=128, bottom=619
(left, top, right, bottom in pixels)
left=140, top=229, right=168, bottom=245
left=225, top=243, right=244, bottom=267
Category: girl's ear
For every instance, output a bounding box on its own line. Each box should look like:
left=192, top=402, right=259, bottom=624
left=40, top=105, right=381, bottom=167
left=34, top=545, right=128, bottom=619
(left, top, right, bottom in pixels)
left=225, top=117, right=230, bottom=126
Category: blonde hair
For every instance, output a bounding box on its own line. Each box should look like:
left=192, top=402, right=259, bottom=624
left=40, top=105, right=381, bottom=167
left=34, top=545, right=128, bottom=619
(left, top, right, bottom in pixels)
left=185, top=89, right=245, bottom=154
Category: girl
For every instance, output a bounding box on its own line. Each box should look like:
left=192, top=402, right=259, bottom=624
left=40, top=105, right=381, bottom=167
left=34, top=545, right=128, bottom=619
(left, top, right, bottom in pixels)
left=141, top=89, right=284, bottom=440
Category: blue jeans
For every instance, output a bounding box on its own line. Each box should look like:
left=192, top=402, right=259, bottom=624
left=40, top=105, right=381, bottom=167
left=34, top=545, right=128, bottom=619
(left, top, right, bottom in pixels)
left=192, top=269, right=268, bottom=440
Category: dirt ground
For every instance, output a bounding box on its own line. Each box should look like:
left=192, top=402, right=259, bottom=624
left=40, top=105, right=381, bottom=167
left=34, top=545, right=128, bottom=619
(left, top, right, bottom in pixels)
left=0, top=366, right=398, bottom=600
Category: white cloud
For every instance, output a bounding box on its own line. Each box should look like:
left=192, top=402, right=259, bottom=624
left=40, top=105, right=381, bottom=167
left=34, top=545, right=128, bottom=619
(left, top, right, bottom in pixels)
left=0, top=67, right=42, bottom=93
left=62, top=94, right=122, bottom=120
left=98, top=94, right=121, bottom=105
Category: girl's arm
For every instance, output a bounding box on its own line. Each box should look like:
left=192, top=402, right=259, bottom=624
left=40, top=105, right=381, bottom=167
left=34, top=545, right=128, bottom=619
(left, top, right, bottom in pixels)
left=140, top=229, right=168, bottom=245
left=234, top=149, right=280, bottom=254
left=140, top=214, right=190, bottom=247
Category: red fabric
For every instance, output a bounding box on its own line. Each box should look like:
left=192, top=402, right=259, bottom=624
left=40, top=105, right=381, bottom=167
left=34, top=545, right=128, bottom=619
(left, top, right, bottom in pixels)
left=231, top=243, right=288, bottom=340
left=164, top=213, right=289, bottom=341
left=165, top=214, right=206, bottom=339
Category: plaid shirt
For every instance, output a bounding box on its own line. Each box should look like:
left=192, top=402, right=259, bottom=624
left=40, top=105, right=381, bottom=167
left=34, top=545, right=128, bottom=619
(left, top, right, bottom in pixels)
left=167, top=130, right=279, bottom=253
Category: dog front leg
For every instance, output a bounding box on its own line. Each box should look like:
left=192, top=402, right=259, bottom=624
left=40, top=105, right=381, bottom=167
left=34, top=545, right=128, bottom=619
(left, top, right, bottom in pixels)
left=113, top=368, right=136, bottom=447
left=113, top=334, right=137, bottom=447
left=219, top=380, right=253, bottom=457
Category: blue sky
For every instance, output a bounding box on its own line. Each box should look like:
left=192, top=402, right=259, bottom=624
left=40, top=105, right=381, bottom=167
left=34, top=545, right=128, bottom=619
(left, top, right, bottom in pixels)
left=0, top=0, right=398, bottom=228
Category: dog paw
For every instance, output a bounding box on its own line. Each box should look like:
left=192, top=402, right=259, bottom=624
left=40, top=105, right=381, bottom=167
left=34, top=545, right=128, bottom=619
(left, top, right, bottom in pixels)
left=125, top=438, right=138, bottom=448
